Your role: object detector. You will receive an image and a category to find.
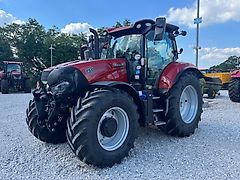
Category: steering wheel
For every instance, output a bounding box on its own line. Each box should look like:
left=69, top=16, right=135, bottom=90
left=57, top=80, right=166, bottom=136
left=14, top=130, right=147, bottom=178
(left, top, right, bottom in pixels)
left=133, top=19, right=155, bottom=33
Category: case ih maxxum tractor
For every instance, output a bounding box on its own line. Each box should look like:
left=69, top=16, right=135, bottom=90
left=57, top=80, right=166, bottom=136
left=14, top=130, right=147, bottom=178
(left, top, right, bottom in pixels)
left=0, top=61, right=31, bottom=94
left=228, top=70, right=240, bottom=102
left=26, top=18, right=204, bottom=167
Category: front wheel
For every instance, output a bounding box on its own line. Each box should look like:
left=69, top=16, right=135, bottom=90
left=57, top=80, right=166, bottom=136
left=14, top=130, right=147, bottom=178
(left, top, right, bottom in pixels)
left=207, top=87, right=216, bottom=99
left=26, top=99, right=67, bottom=144
left=1, top=79, right=9, bottom=94
left=160, top=72, right=203, bottom=137
left=66, top=88, right=139, bottom=167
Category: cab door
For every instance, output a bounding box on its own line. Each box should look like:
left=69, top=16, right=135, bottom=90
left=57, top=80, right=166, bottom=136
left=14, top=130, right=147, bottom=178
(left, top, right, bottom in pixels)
left=145, top=31, right=175, bottom=87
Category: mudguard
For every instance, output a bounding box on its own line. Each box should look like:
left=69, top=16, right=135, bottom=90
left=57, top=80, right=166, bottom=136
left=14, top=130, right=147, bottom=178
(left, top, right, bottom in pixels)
left=158, top=61, right=204, bottom=90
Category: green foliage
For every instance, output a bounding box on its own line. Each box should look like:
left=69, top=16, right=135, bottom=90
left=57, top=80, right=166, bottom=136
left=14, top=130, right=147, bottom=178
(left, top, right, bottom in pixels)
left=0, top=39, right=13, bottom=64
left=0, top=18, right=87, bottom=83
left=210, top=56, right=240, bottom=72
left=0, top=27, right=13, bottom=64
left=114, top=19, right=132, bottom=28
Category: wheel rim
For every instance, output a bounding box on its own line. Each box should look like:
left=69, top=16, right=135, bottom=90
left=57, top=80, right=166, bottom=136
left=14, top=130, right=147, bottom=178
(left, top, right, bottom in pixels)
left=97, top=107, right=129, bottom=151
left=179, top=85, right=198, bottom=124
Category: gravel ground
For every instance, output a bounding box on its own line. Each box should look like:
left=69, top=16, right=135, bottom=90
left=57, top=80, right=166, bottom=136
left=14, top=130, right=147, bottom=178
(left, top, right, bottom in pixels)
left=1, top=90, right=240, bottom=180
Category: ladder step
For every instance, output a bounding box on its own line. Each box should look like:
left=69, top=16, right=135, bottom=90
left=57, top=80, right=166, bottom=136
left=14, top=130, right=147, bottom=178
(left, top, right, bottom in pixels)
left=153, top=109, right=164, bottom=113
left=154, top=121, right=166, bottom=126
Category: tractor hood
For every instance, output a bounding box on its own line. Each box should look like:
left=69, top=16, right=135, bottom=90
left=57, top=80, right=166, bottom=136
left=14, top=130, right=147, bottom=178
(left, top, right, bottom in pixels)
left=41, top=58, right=128, bottom=85
left=40, top=58, right=128, bottom=99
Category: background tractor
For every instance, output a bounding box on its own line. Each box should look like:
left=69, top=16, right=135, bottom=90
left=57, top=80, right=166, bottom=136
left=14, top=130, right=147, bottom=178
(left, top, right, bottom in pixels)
left=228, top=70, right=240, bottom=102
left=26, top=18, right=204, bottom=167
left=0, top=61, right=31, bottom=94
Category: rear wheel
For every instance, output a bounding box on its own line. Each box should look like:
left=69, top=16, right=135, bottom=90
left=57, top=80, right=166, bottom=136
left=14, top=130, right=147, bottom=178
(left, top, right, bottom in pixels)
left=66, top=88, right=139, bottom=167
left=26, top=99, right=67, bottom=144
left=207, top=88, right=216, bottom=99
left=1, top=79, right=9, bottom=94
left=24, top=79, right=31, bottom=93
left=160, top=72, right=203, bottom=137
left=228, top=78, right=240, bottom=102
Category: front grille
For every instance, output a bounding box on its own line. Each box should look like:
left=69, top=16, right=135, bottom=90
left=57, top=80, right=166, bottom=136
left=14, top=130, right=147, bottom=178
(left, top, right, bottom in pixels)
left=41, top=70, right=51, bottom=82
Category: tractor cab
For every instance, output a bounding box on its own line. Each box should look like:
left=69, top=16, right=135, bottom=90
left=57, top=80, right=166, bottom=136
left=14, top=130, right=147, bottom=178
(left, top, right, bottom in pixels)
left=81, top=18, right=187, bottom=90
left=2, top=61, right=22, bottom=74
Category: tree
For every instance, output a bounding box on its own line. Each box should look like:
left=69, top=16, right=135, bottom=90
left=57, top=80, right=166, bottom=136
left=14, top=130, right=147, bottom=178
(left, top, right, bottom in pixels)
left=210, top=56, right=240, bottom=72
left=0, top=39, right=13, bottom=63
left=0, top=27, right=13, bottom=64
left=115, top=21, right=123, bottom=28
left=123, top=19, right=131, bottom=26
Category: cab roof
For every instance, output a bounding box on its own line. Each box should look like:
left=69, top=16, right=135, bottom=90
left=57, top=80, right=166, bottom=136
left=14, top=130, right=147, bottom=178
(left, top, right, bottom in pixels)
left=3, top=61, right=23, bottom=64
left=106, top=19, right=179, bottom=38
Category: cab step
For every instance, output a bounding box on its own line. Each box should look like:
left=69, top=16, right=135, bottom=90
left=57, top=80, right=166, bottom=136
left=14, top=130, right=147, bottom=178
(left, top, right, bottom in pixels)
left=153, top=109, right=164, bottom=113
left=154, top=121, right=166, bottom=126
left=152, top=96, right=160, bottom=100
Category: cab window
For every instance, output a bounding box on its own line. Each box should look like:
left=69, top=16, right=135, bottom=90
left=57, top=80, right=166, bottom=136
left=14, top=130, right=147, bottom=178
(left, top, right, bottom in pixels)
left=146, top=31, right=174, bottom=85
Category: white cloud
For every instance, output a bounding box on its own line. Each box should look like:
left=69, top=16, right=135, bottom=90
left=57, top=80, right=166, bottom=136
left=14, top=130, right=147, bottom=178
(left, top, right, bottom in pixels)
left=61, top=22, right=92, bottom=34
left=199, top=47, right=240, bottom=68
left=166, top=0, right=240, bottom=28
left=0, top=9, right=24, bottom=26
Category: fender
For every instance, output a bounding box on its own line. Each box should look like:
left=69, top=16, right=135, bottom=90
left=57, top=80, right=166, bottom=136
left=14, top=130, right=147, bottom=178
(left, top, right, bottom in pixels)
left=91, top=81, right=145, bottom=126
left=47, top=66, right=89, bottom=98
left=158, top=61, right=204, bottom=90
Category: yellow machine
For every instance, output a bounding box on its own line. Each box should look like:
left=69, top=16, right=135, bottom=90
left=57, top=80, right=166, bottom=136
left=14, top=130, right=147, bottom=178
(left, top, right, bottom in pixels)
left=204, top=72, right=231, bottom=89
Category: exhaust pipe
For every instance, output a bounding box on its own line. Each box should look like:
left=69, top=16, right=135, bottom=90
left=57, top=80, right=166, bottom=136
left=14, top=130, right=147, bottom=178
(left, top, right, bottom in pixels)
left=89, top=28, right=100, bottom=59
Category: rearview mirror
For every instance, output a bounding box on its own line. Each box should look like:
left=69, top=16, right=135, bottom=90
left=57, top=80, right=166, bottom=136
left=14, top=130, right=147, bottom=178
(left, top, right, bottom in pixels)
left=154, top=17, right=166, bottom=41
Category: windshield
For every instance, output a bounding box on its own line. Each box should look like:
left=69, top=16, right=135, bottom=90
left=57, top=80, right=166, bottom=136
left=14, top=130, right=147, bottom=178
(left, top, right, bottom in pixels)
left=107, top=35, right=141, bottom=59
left=7, top=64, right=21, bottom=73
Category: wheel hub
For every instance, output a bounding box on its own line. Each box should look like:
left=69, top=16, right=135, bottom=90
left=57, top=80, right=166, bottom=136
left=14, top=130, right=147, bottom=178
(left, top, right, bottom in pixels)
left=97, top=107, right=129, bottom=151
left=100, top=117, right=118, bottom=137
left=179, top=85, right=198, bottom=124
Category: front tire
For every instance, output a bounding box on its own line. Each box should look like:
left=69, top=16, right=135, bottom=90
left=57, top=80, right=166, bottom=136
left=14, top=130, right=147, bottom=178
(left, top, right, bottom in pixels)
left=66, top=88, right=139, bottom=167
left=160, top=72, right=203, bottom=137
left=26, top=99, right=67, bottom=144
left=1, top=79, right=9, bottom=94
left=228, top=78, right=240, bottom=103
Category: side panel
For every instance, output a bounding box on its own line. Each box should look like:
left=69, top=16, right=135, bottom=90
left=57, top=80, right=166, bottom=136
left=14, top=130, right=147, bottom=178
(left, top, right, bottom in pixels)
left=71, top=59, right=128, bottom=84
left=158, top=61, right=197, bottom=90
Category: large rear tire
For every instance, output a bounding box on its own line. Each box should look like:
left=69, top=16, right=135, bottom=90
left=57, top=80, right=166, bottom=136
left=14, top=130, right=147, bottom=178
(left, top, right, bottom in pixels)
left=160, top=72, right=203, bottom=137
left=228, top=78, right=240, bottom=103
left=66, top=88, right=139, bottom=167
left=26, top=99, right=67, bottom=144
left=1, top=79, right=9, bottom=94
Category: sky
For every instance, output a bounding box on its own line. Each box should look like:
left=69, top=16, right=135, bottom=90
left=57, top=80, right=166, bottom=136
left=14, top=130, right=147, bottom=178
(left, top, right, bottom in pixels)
left=0, top=0, right=240, bottom=68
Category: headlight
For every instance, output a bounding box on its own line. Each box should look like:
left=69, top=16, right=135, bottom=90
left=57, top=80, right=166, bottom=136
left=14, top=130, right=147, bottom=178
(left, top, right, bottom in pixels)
left=52, top=81, right=70, bottom=94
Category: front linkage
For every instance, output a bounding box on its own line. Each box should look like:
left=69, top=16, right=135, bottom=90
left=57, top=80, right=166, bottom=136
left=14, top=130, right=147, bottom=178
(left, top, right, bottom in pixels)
left=32, top=85, right=70, bottom=133
left=26, top=66, right=89, bottom=144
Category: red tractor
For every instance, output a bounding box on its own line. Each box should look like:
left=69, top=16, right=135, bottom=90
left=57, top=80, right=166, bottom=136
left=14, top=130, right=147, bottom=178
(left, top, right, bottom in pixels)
left=0, top=61, right=31, bottom=94
left=228, top=70, right=240, bottom=102
left=26, top=18, right=204, bottom=167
